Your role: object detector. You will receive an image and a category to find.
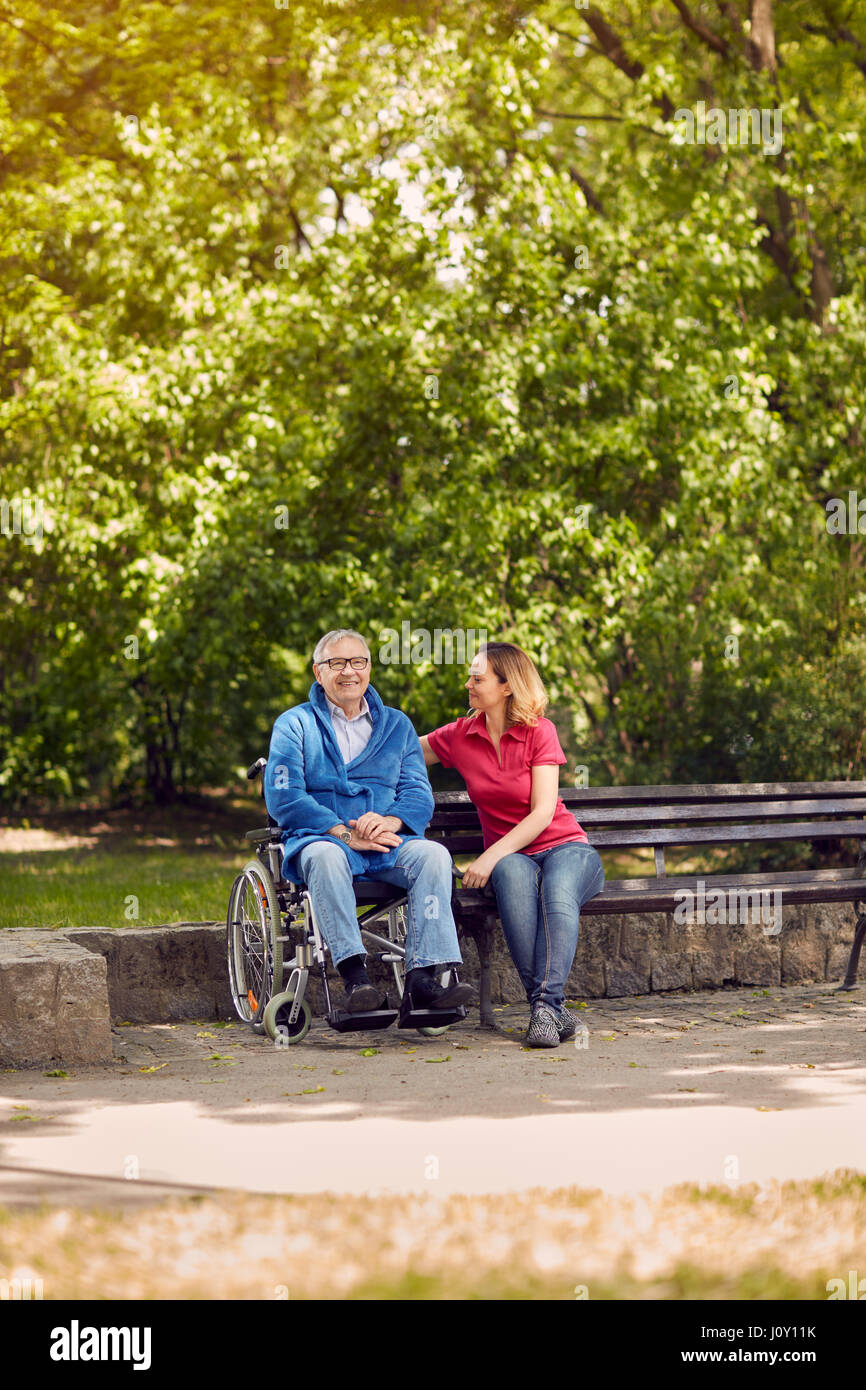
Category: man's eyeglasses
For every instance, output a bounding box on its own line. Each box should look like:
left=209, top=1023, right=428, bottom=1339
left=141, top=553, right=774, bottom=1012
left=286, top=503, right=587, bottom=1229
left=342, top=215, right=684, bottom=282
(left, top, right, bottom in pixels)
left=319, top=657, right=370, bottom=671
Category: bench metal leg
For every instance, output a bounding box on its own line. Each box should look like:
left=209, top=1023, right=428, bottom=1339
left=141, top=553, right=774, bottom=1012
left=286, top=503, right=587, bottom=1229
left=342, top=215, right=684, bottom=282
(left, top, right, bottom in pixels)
left=839, top=911, right=866, bottom=990
left=466, top=920, right=496, bottom=1028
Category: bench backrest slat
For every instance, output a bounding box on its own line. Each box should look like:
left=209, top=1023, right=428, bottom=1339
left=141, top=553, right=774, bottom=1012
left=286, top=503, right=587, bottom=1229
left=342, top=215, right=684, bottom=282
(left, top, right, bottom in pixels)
left=432, top=781, right=866, bottom=809
left=429, top=797, right=866, bottom=831
left=428, top=818, right=866, bottom=856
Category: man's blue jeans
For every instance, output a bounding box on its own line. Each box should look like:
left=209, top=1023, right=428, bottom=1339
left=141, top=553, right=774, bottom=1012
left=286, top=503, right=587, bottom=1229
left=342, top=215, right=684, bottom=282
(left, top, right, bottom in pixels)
left=489, top=842, right=605, bottom=1012
left=296, top=837, right=462, bottom=971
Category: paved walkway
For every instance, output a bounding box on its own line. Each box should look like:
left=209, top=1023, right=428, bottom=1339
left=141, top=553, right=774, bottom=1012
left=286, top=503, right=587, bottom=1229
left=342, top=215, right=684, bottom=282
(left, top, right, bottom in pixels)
left=1, top=982, right=864, bottom=1207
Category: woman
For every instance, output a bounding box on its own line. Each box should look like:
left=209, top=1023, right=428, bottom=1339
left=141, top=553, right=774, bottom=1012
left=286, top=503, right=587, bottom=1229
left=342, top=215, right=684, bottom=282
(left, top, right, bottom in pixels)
left=420, top=642, right=604, bottom=1048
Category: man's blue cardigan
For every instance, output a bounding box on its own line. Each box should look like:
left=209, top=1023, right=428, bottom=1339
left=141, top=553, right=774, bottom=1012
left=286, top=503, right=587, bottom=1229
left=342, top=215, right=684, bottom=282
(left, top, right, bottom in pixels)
left=264, top=681, right=434, bottom=883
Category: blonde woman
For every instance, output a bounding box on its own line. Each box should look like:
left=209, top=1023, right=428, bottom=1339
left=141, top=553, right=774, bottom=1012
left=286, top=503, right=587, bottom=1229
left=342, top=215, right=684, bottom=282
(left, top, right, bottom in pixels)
left=420, top=642, right=604, bottom=1048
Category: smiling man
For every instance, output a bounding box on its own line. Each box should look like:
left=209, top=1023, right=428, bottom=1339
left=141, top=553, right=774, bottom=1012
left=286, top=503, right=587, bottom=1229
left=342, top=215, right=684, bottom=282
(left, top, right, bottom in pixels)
left=264, top=629, right=473, bottom=1017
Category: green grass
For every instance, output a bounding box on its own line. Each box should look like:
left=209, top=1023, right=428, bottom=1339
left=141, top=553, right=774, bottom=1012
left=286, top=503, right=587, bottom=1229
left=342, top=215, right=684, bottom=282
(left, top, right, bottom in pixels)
left=0, top=803, right=254, bottom=929
left=0, top=847, right=245, bottom=929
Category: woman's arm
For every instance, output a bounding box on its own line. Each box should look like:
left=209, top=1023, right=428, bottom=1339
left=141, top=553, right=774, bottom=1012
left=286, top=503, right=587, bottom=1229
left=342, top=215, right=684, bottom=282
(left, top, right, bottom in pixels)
left=419, top=734, right=440, bottom=767
left=461, top=765, right=559, bottom=888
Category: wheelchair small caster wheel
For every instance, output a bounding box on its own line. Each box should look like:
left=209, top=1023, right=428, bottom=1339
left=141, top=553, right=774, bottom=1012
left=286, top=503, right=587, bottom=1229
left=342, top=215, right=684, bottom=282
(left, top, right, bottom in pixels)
left=251, top=1020, right=266, bottom=1035
left=264, top=990, right=312, bottom=1046
left=417, top=1024, right=450, bottom=1037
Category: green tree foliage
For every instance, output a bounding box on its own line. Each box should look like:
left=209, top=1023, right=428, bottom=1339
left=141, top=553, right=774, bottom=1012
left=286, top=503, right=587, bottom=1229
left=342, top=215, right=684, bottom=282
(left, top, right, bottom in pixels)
left=1, top=0, right=864, bottom=803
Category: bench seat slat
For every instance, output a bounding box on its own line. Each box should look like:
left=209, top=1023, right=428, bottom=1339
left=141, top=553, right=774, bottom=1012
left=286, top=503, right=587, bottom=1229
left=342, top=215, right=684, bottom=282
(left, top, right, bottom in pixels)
left=452, top=875, right=866, bottom=916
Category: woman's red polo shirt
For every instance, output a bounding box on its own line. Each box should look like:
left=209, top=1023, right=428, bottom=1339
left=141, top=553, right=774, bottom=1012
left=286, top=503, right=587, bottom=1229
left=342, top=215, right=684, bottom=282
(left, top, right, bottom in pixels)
left=427, top=713, right=588, bottom=855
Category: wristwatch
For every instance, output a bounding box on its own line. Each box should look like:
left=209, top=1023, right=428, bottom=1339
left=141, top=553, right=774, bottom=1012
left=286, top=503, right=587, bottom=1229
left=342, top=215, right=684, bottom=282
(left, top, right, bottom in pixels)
left=338, top=829, right=352, bottom=845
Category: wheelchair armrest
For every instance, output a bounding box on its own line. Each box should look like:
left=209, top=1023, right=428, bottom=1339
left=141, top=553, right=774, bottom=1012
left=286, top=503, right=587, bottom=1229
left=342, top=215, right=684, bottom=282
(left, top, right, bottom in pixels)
left=245, top=827, right=281, bottom=843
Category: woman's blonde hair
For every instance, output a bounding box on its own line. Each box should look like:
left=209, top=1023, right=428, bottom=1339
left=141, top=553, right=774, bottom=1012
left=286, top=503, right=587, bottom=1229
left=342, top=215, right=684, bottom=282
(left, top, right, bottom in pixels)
left=470, top=642, right=548, bottom=726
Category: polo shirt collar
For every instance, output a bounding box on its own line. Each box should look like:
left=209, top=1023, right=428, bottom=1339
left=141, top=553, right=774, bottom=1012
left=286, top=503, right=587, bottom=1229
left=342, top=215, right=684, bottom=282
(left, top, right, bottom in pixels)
left=466, top=712, right=528, bottom=742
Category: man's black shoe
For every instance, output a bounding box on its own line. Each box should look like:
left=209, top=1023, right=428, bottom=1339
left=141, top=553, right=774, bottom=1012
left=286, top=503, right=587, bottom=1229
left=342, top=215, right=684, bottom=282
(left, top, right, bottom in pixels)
left=345, top=980, right=382, bottom=1013
left=427, top=979, right=475, bottom=1010
left=403, top=967, right=476, bottom=1015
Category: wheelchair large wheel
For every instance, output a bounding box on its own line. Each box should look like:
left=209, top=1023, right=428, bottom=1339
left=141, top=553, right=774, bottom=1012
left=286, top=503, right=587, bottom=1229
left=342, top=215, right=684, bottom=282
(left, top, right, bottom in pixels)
left=227, top=860, right=283, bottom=1027
left=386, top=903, right=450, bottom=1038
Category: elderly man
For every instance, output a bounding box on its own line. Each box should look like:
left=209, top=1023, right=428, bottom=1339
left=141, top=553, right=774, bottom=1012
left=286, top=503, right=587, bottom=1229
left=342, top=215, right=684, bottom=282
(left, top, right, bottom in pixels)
left=264, top=629, right=472, bottom=1018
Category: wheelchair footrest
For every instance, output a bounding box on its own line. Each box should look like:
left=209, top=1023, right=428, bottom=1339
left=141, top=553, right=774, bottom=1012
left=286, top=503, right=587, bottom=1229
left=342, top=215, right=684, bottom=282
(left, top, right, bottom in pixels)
left=326, top=1008, right=399, bottom=1033
left=398, top=1005, right=468, bottom=1029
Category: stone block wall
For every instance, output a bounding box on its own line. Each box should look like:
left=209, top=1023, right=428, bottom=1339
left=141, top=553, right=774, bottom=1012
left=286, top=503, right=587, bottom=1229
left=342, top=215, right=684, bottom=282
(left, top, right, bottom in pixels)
left=0, top=930, right=113, bottom=1067
left=0, top=899, right=860, bottom=1065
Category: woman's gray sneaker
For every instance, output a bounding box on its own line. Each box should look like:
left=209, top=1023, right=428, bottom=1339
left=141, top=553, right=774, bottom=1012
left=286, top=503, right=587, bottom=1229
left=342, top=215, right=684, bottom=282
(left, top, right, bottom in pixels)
left=556, top=1006, right=577, bottom=1041
left=525, top=1004, right=561, bottom=1048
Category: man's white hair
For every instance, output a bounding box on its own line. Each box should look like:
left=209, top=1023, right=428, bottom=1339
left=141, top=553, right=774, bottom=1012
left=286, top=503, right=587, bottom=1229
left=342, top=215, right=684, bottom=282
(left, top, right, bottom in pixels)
left=312, top=629, right=371, bottom=665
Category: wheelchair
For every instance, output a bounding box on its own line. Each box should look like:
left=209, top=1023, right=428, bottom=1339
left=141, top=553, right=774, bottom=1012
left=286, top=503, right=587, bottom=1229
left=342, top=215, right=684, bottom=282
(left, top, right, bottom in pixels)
left=226, top=758, right=468, bottom=1045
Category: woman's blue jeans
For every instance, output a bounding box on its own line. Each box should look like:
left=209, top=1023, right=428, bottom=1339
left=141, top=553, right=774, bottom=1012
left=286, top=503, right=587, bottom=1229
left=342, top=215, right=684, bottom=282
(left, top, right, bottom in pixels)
left=489, top=842, right=605, bottom=1012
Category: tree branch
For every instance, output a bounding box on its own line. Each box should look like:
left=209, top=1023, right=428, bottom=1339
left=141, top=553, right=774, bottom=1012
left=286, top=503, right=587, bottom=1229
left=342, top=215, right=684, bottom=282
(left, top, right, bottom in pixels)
left=544, top=23, right=606, bottom=58
left=715, top=1, right=744, bottom=34
left=289, top=207, right=310, bottom=251
left=535, top=107, right=666, bottom=138
left=669, top=0, right=730, bottom=55
left=803, top=19, right=866, bottom=82
left=568, top=165, right=604, bottom=214
left=582, top=6, right=645, bottom=80
left=582, top=6, right=675, bottom=119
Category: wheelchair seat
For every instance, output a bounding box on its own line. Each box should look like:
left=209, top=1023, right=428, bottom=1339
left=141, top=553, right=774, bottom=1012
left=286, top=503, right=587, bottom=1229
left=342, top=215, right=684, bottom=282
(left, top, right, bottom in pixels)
left=352, top=880, right=408, bottom=904
left=271, top=877, right=406, bottom=904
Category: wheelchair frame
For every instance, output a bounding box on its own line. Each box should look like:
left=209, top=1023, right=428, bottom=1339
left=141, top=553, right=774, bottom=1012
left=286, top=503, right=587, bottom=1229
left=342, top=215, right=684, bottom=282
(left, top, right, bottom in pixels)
left=226, top=758, right=467, bottom=1044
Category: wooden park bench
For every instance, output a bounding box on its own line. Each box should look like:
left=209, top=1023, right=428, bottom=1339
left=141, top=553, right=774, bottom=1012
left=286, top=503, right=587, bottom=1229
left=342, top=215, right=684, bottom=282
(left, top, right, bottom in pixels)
left=430, top=781, right=866, bottom=1027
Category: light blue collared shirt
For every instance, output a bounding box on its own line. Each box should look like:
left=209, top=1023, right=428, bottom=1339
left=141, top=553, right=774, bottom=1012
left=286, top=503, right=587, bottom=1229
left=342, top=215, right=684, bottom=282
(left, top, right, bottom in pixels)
left=327, top=695, right=373, bottom=764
